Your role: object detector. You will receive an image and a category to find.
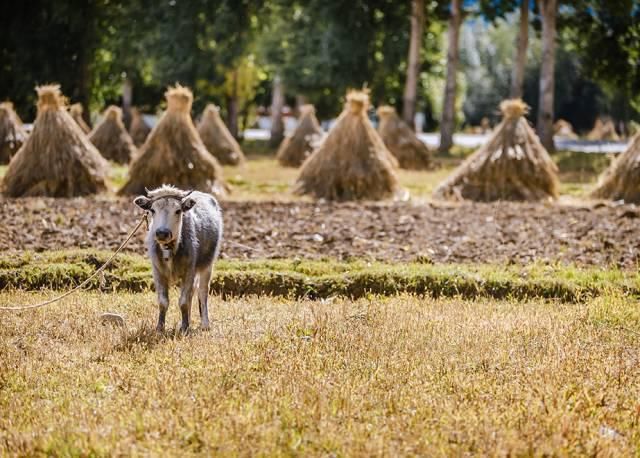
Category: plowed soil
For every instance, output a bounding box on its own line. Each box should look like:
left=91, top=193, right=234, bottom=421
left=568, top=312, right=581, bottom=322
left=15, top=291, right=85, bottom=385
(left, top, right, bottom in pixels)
left=1, top=197, right=639, bottom=267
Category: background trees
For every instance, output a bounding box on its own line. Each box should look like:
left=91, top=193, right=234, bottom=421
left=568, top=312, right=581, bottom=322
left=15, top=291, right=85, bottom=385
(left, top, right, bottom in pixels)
left=0, top=0, right=637, bottom=143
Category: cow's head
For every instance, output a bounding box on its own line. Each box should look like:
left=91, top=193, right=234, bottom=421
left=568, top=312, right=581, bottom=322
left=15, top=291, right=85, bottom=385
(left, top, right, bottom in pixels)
left=135, top=186, right=196, bottom=246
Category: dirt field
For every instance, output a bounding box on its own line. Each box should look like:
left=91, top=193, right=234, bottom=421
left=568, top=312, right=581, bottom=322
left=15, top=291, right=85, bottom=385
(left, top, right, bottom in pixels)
left=1, top=291, right=639, bottom=455
left=1, top=196, right=639, bottom=268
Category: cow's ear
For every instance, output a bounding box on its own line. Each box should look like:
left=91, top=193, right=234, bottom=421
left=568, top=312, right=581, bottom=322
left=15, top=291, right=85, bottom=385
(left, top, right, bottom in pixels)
left=134, top=196, right=152, bottom=210
left=181, top=197, right=196, bottom=212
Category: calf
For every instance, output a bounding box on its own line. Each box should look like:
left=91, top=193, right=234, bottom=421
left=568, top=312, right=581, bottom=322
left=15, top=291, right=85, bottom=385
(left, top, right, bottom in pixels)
left=134, top=185, right=223, bottom=332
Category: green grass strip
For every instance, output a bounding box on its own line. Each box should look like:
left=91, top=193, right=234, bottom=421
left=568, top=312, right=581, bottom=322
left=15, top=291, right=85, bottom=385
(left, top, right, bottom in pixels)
left=0, top=250, right=638, bottom=302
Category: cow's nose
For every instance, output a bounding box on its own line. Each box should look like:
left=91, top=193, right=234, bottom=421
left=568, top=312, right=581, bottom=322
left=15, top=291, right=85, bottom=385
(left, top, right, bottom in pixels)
left=155, top=228, right=172, bottom=241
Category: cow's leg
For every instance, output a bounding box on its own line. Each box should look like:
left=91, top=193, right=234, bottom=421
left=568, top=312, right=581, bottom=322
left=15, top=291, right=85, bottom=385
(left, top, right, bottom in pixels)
left=197, top=264, right=213, bottom=330
left=178, top=270, right=196, bottom=334
left=155, top=273, right=170, bottom=333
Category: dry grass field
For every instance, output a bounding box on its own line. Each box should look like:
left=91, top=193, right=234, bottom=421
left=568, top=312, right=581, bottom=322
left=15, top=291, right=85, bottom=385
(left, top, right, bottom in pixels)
left=1, top=290, right=639, bottom=456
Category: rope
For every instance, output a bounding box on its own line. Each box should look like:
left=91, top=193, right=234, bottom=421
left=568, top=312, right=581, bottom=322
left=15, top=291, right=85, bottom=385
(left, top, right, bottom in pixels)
left=0, top=214, right=148, bottom=312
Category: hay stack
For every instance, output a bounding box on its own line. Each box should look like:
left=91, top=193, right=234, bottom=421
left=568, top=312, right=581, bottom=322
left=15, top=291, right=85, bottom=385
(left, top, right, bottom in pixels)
left=294, top=91, right=402, bottom=201
left=590, top=133, right=640, bottom=202
left=433, top=99, right=559, bottom=202
left=276, top=104, right=323, bottom=167
left=377, top=105, right=433, bottom=170
left=553, top=119, right=578, bottom=140
left=119, top=85, right=227, bottom=196
left=89, top=106, right=136, bottom=164
left=129, top=108, right=151, bottom=147
left=69, top=103, right=91, bottom=134
left=2, top=85, right=108, bottom=197
left=587, top=118, right=620, bottom=141
left=480, top=117, right=491, bottom=134
left=0, top=102, right=27, bottom=164
left=196, top=104, right=245, bottom=165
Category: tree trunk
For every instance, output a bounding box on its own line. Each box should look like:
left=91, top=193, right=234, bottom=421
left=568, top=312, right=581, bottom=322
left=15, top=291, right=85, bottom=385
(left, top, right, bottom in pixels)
left=509, top=0, right=529, bottom=99
left=295, top=94, right=307, bottom=114
left=402, top=0, right=425, bottom=128
left=269, top=75, right=285, bottom=147
left=228, top=69, right=239, bottom=138
left=75, top=1, right=96, bottom=128
left=438, top=0, right=462, bottom=154
left=537, top=0, right=557, bottom=152
left=122, top=77, right=133, bottom=129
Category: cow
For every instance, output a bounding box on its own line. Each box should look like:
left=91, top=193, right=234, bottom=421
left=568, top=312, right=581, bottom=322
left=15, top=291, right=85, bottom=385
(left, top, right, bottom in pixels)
left=134, top=185, right=223, bottom=333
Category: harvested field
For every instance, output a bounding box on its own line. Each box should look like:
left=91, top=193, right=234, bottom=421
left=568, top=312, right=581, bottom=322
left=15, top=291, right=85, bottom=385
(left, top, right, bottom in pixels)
left=1, top=291, right=639, bottom=455
left=1, top=197, right=639, bottom=267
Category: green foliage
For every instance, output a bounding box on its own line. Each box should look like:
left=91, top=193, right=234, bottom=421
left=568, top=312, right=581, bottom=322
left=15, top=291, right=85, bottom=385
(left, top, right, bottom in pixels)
left=257, top=0, right=446, bottom=118
left=561, top=0, right=640, bottom=116
left=459, top=8, right=639, bottom=131
left=0, top=0, right=637, bottom=128
left=0, top=0, right=100, bottom=120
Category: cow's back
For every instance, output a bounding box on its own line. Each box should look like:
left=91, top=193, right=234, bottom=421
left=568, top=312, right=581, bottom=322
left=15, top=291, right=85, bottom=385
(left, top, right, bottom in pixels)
left=186, top=191, right=223, bottom=269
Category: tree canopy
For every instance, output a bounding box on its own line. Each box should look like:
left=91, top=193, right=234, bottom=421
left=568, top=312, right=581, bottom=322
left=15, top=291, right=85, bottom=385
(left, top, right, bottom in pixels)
left=0, top=0, right=637, bottom=131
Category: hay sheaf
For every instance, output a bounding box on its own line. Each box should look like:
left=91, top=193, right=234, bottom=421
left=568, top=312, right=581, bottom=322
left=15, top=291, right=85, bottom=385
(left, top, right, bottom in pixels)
left=2, top=85, right=109, bottom=197
left=294, top=91, right=403, bottom=201
left=591, top=133, right=640, bottom=202
left=276, top=104, right=323, bottom=167
left=377, top=105, right=433, bottom=170
left=0, top=102, right=27, bottom=164
left=587, top=118, right=620, bottom=141
left=433, top=99, right=559, bottom=202
left=89, top=106, right=137, bottom=164
left=196, top=104, right=245, bottom=165
left=119, top=85, right=228, bottom=197
left=129, top=108, right=151, bottom=147
left=69, top=103, right=91, bottom=134
left=553, top=119, right=578, bottom=140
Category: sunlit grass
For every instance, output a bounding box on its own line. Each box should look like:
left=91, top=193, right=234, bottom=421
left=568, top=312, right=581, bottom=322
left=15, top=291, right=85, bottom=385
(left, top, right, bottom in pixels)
left=0, top=145, right=612, bottom=201
left=1, top=291, right=638, bottom=455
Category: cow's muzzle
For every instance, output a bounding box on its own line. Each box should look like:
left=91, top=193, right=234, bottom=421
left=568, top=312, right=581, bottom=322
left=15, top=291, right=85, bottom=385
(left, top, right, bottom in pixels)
left=155, top=228, right=173, bottom=242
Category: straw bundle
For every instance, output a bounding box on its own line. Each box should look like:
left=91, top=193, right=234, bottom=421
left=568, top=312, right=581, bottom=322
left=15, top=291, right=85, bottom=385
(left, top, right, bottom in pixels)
left=69, top=103, right=91, bottom=134
left=294, top=91, right=402, bottom=201
left=2, top=85, right=108, bottom=197
left=119, top=85, right=227, bottom=196
left=433, top=99, right=559, bottom=201
left=591, top=133, right=640, bottom=202
left=129, top=108, right=151, bottom=147
left=89, top=106, right=136, bottom=164
left=276, top=104, right=323, bottom=167
left=377, top=105, right=433, bottom=170
left=196, top=104, right=245, bottom=165
left=553, top=119, right=578, bottom=140
left=587, top=118, right=620, bottom=141
left=0, top=102, right=27, bottom=164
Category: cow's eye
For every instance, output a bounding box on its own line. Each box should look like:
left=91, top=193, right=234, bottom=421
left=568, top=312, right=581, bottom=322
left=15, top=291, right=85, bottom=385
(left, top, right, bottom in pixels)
left=175, top=209, right=182, bottom=215
left=149, top=209, right=155, bottom=215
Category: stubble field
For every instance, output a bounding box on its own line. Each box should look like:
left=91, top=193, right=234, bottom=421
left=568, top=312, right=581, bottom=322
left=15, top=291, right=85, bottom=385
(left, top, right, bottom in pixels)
left=2, top=291, right=640, bottom=455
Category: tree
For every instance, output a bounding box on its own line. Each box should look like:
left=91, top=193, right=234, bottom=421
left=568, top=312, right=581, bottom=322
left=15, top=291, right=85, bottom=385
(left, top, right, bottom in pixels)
left=0, top=0, right=101, bottom=120
left=561, top=0, right=640, bottom=126
left=439, top=0, right=463, bottom=153
left=510, top=0, right=529, bottom=98
left=402, top=0, right=425, bottom=127
left=269, top=75, right=285, bottom=147
left=537, top=0, right=558, bottom=152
